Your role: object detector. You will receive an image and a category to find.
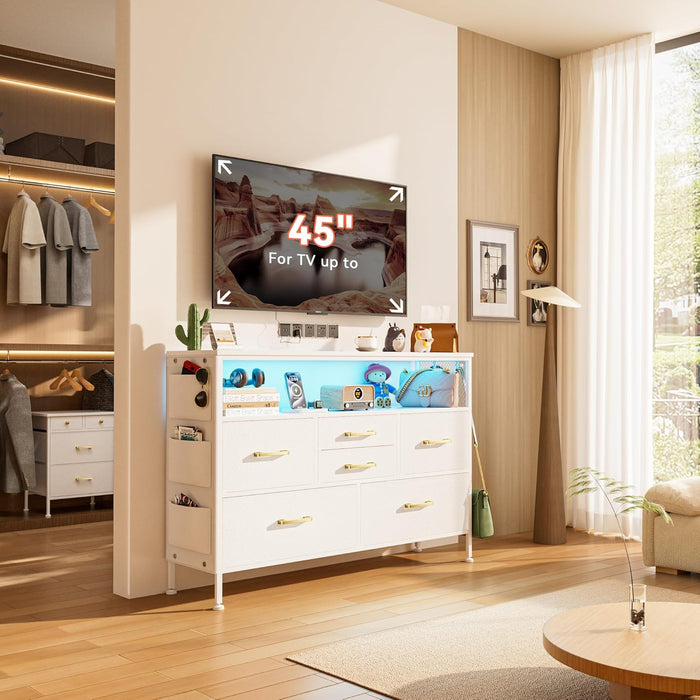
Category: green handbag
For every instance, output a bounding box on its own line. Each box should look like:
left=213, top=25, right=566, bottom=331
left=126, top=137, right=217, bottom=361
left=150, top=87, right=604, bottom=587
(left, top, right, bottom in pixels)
left=471, top=419, right=494, bottom=538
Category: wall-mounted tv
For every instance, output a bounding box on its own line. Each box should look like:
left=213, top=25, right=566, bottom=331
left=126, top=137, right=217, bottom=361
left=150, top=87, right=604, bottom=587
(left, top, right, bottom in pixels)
left=212, top=154, right=407, bottom=316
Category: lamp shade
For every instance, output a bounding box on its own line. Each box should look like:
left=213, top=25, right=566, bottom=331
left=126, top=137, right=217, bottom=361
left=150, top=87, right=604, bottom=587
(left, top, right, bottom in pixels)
left=521, top=285, right=580, bottom=308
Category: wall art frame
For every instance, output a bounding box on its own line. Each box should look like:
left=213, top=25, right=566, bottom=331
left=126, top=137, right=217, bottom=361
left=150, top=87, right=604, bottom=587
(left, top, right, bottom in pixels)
left=526, top=280, right=552, bottom=326
left=526, top=237, right=549, bottom=274
left=467, top=220, right=519, bottom=322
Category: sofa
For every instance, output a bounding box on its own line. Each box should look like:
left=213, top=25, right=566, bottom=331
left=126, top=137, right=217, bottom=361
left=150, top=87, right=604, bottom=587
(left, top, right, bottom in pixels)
left=642, top=476, right=700, bottom=575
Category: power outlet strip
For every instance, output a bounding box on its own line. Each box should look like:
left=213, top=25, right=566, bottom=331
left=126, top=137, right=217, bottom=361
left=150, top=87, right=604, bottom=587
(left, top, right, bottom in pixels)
left=279, top=323, right=291, bottom=337
left=316, top=324, right=327, bottom=338
left=304, top=323, right=315, bottom=338
left=292, top=323, right=303, bottom=338
left=328, top=324, right=339, bottom=339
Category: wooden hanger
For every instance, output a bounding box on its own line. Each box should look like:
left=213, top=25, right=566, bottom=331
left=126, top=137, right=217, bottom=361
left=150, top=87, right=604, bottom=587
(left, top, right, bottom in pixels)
left=70, top=369, right=94, bottom=391
left=109, top=210, right=115, bottom=225
left=86, top=194, right=111, bottom=217
left=1, top=368, right=10, bottom=376
left=50, top=369, right=81, bottom=391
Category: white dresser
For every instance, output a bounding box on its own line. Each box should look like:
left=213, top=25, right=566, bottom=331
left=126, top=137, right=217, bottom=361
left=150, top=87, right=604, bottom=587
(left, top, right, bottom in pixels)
left=165, top=350, right=473, bottom=609
left=31, top=410, right=114, bottom=517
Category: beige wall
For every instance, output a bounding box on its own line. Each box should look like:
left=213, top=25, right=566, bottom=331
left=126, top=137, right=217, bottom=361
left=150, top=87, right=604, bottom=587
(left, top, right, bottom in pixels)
left=458, top=30, right=560, bottom=535
left=115, top=0, right=458, bottom=597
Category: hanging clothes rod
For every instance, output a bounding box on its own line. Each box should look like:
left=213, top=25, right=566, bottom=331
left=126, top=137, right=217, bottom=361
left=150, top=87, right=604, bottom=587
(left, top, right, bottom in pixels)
left=0, top=174, right=115, bottom=195
left=2, top=349, right=114, bottom=362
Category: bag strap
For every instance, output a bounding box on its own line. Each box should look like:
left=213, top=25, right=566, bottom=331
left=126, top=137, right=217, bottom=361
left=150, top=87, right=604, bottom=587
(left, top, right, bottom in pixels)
left=471, top=416, right=488, bottom=493
left=396, top=368, right=432, bottom=403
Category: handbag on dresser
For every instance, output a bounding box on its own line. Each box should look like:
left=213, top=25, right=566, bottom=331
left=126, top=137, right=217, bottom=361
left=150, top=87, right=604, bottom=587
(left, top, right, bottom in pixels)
left=471, top=418, right=494, bottom=538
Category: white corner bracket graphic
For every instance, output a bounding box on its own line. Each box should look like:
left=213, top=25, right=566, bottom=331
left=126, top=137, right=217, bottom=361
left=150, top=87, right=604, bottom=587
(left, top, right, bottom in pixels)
left=216, top=289, right=232, bottom=305
left=389, top=298, right=404, bottom=314
left=217, top=159, right=232, bottom=175
left=389, top=186, right=404, bottom=203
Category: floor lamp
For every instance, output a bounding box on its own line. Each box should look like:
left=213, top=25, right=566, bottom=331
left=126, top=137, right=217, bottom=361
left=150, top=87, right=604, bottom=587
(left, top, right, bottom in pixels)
left=521, top=285, right=580, bottom=545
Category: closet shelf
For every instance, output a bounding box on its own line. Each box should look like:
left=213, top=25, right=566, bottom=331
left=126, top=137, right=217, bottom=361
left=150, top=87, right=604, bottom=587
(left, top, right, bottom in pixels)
left=1, top=349, right=114, bottom=362
left=0, top=154, right=114, bottom=178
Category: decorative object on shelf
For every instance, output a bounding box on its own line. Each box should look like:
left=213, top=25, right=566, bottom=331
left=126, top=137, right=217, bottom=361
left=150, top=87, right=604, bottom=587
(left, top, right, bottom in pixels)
left=228, top=367, right=264, bottom=388
left=470, top=418, right=494, bottom=538
left=526, top=237, right=549, bottom=274
left=413, top=326, right=433, bottom=352
left=205, top=321, right=237, bottom=349
left=413, top=322, right=458, bottom=352
left=396, top=366, right=454, bottom=408
left=364, top=363, right=396, bottom=408
left=526, top=280, right=552, bottom=326
left=175, top=303, right=211, bottom=351
left=354, top=335, right=378, bottom=352
left=467, top=220, right=519, bottom=322
left=567, top=466, right=671, bottom=630
left=520, top=285, right=580, bottom=544
left=320, top=383, right=375, bottom=411
left=383, top=323, right=406, bottom=352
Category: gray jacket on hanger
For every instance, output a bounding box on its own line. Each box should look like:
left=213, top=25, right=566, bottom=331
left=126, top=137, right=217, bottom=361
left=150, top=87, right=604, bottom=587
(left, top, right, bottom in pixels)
left=0, top=372, right=36, bottom=493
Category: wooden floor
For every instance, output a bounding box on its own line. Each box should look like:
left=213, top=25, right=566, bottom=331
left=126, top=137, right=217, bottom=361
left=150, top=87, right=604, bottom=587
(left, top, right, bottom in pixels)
left=1, top=525, right=698, bottom=700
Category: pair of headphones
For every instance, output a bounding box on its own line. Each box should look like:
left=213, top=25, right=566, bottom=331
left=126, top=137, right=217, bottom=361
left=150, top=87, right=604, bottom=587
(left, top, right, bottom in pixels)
left=229, top=367, right=265, bottom=388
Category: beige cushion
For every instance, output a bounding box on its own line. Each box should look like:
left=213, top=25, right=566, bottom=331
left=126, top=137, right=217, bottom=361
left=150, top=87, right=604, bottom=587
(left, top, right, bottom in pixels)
left=645, top=477, right=700, bottom=516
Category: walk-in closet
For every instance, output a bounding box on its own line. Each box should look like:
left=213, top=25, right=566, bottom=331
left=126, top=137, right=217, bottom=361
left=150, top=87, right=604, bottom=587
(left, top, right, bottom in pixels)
left=0, top=42, right=115, bottom=530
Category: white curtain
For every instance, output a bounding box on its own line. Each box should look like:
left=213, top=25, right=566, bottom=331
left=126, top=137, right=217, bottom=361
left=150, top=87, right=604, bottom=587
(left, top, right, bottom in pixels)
left=558, top=34, right=654, bottom=538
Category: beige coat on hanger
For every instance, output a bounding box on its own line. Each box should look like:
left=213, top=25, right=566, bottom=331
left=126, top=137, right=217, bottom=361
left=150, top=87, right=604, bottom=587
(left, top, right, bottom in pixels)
left=2, top=192, right=46, bottom=305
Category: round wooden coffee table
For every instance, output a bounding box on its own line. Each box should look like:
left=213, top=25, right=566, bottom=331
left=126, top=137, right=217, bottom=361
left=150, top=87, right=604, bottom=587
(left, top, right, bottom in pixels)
left=543, top=602, right=700, bottom=699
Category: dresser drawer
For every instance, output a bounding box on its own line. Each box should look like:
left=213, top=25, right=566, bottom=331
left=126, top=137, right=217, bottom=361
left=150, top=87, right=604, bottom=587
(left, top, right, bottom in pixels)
left=48, top=415, right=85, bottom=431
left=49, top=461, right=113, bottom=497
left=222, top=418, right=315, bottom=493
left=318, top=444, right=396, bottom=483
left=360, top=473, right=469, bottom=547
left=223, top=485, right=359, bottom=569
left=84, top=414, right=113, bottom=430
left=50, top=430, right=114, bottom=465
left=318, top=413, right=398, bottom=450
left=399, top=410, right=469, bottom=475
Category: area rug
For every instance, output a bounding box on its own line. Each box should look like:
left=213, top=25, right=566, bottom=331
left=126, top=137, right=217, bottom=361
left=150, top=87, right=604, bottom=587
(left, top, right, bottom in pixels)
left=288, top=578, right=699, bottom=700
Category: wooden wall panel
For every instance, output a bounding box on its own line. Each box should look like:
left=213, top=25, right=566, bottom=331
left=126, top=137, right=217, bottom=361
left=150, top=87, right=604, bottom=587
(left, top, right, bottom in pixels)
left=458, top=30, right=560, bottom=535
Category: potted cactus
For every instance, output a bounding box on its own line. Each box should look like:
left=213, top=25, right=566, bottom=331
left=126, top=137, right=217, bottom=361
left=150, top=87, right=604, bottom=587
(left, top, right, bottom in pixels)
left=175, top=303, right=210, bottom=351
left=567, top=467, right=672, bottom=630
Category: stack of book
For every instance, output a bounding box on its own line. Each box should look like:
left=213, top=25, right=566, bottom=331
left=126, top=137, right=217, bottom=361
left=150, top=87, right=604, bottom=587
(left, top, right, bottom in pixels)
left=222, top=386, right=280, bottom=417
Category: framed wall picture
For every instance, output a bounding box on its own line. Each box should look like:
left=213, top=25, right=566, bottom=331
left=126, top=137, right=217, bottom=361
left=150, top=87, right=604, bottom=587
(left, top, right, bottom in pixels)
left=526, top=237, right=549, bottom=274
left=467, top=220, right=519, bottom=322
left=527, top=280, right=552, bottom=326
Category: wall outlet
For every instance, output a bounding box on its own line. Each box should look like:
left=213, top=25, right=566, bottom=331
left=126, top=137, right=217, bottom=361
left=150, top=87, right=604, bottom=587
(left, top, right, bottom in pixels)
left=328, top=324, right=339, bottom=339
left=304, top=323, right=315, bottom=338
left=316, top=324, right=327, bottom=338
left=279, top=323, right=291, bottom=337
left=292, top=323, right=303, bottom=338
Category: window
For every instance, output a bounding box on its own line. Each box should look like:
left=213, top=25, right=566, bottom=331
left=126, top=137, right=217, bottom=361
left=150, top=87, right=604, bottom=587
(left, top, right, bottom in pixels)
left=653, top=36, right=700, bottom=482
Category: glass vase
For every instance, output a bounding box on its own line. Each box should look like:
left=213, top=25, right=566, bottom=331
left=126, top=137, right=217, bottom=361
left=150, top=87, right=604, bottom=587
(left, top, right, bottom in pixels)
left=629, top=583, right=646, bottom=631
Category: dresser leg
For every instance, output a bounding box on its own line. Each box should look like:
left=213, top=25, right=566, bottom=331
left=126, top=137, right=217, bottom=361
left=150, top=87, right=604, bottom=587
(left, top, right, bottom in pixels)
left=213, top=574, right=224, bottom=610
left=412, top=542, right=423, bottom=552
left=165, top=561, right=177, bottom=595
left=45, top=499, right=51, bottom=518
left=23, top=490, right=29, bottom=513
left=465, top=532, right=474, bottom=562
left=90, top=496, right=95, bottom=509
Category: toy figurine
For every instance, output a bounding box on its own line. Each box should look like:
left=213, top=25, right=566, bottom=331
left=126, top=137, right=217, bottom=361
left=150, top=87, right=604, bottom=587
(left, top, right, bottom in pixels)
left=413, top=326, right=434, bottom=353
left=364, top=363, right=396, bottom=408
left=383, top=323, right=406, bottom=352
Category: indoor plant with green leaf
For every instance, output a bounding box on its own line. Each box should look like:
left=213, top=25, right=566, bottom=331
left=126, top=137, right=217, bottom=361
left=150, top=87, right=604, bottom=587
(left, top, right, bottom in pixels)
left=567, top=467, right=672, bottom=630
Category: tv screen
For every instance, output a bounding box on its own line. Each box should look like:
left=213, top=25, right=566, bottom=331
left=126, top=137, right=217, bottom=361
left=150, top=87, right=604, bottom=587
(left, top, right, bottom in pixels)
left=212, top=154, right=407, bottom=315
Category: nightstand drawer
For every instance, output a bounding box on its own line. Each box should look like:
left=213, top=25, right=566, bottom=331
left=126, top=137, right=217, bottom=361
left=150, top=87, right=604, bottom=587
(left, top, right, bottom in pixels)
left=50, top=461, right=113, bottom=497
left=50, top=430, right=114, bottom=465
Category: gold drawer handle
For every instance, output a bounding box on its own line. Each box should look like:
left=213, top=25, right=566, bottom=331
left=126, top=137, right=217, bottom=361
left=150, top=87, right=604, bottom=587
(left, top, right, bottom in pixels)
left=64, top=420, right=71, bottom=425
left=404, top=500, right=434, bottom=509
left=75, top=445, right=93, bottom=450
left=344, top=461, right=377, bottom=470
left=99, top=419, right=104, bottom=424
left=421, top=438, right=452, bottom=445
left=253, top=449, right=290, bottom=458
left=344, top=430, right=377, bottom=437
left=277, top=515, right=313, bottom=525
left=74, top=476, right=94, bottom=482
